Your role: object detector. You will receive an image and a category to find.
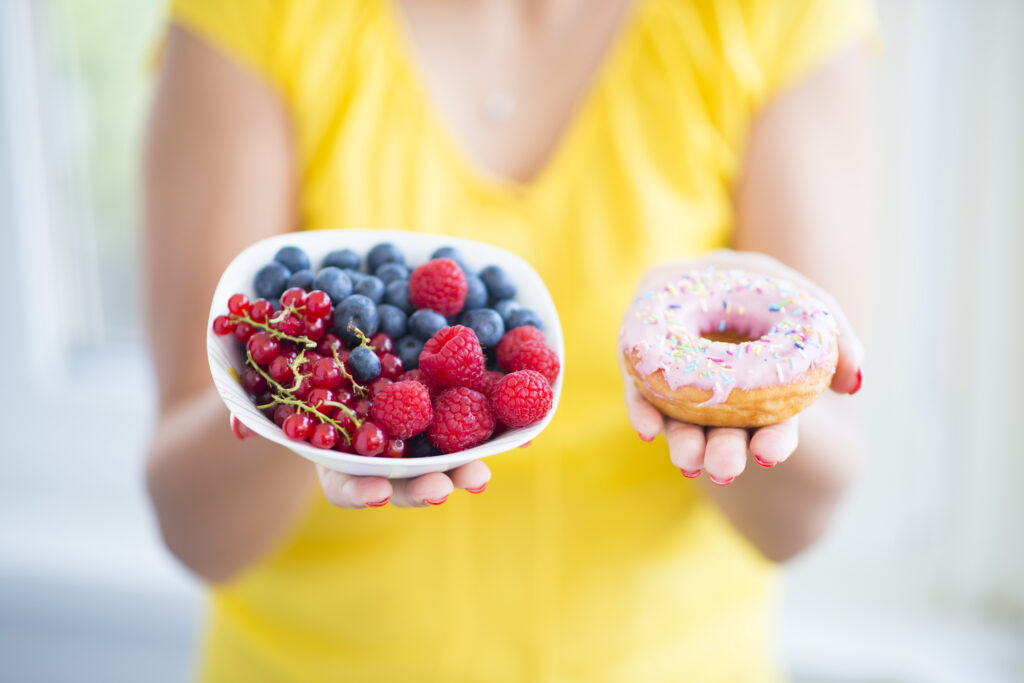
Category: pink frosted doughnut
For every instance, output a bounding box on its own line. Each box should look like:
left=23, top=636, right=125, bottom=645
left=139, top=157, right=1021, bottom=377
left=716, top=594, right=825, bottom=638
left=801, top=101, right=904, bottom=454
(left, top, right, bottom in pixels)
left=620, top=268, right=839, bottom=427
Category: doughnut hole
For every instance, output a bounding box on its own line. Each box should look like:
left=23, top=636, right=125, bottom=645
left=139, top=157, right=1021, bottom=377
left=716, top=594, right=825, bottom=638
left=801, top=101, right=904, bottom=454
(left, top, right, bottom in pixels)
left=699, top=317, right=774, bottom=345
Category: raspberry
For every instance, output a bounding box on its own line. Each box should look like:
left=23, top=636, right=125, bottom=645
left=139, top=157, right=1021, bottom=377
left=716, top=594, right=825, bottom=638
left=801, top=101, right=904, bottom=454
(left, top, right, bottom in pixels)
left=428, top=387, right=496, bottom=453
left=398, top=368, right=436, bottom=396
left=491, top=370, right=553, bottom=428
left=503, top=341, right=560, bottom=384
left=408, top=258, right=467, bottom=316
left=496, top=325, right=546, bottom=370
left=419, top=325, right=485, bottom=388
left=371, top=380, right=433, bottom=439
left=467, top=370, right=505, bottom=398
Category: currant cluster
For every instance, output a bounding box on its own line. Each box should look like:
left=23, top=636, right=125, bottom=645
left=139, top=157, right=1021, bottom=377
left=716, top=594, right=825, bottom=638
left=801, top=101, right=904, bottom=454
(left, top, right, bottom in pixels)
left=212, top=241, right=560, bottom=458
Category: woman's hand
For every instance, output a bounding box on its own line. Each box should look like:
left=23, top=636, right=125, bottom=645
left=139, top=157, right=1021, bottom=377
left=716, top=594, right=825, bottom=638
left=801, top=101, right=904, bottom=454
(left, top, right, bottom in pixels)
left=622, top=249, right=865, bottom=485
left=230, top=417, right=491, bottom=507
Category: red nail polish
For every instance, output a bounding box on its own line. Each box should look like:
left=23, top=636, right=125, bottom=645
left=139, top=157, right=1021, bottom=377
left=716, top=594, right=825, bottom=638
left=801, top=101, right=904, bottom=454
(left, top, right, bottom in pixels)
left=425, top=495, right=449, bottom=506
left=639, top=432, right=655, bottom=442
left=466, top=484, right=487, bottom=494
left=850, top=369, right=863, bottom=395
left=753, top=454, right=776, bottom=468
left=366, top=497, right=390, bottom=508
left=230, top=416, right=249, bottom=440
left=680, top=468, right=701, bottom=478
left=708, top=474, right=735, bottom=486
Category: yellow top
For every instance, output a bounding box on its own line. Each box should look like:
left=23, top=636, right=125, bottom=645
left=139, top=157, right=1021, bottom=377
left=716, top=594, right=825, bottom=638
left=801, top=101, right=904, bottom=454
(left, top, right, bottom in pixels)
left=169, top=1, right=874, bottom=680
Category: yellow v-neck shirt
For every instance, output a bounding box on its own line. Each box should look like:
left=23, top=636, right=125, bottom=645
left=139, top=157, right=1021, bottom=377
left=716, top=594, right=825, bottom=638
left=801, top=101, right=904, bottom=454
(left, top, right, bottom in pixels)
left=169, top=1, right=874, bottom=680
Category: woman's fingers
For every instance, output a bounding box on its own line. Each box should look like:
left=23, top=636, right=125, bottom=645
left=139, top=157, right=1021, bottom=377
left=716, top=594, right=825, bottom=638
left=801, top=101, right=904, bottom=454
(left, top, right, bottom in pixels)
left=624, top=377, right=664, bottom=442
left=317, top=466, right=393, bottom=509
left=748, top=417, right=799, bottom=467
left=664, top=420, right=706, bottom=476
left=448, top=460, right=491, bottom=493
left=389, top=472, right=456, bottom=507
left=703, top=428, right=749, bottom=485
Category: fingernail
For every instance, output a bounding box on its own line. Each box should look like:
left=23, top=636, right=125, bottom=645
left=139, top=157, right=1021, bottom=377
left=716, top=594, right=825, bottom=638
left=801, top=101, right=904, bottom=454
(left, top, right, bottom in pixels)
left=850, top=369, right=863, bottom=395
left=708, top=474, right=735, bottom=486
left=639, top=431, right=656, bottom=442
left=230, top=416, right=249, bottom=440
left=753, top=454, right=776, bottom=468
left=366, top=497, right=390, bottom=508
left=680, top=468, right=701, bottom=478
left=425, top=495, right=449, bottom=506
left=465, top=484, right=487, bottom=494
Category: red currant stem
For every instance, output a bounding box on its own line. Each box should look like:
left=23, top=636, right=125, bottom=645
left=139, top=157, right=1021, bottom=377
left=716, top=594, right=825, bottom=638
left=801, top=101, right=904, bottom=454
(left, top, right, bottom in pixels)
left=269, top=301, right=306, bottom=324
left=231, top=311, right=315, bottom=348
left=321, top=400, right=363, bottom=427
left=348, top=322, right=372, bottom=349
left=331, top=347, right=369, bottom=398
left=244, top=350, right=351, bottom=441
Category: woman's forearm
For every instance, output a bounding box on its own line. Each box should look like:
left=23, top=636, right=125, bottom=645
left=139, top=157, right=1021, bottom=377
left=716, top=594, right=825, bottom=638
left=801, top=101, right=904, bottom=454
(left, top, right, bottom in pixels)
left=699, top=394, right=861, bottom=562
left=147, top=388, right=317, bottom=583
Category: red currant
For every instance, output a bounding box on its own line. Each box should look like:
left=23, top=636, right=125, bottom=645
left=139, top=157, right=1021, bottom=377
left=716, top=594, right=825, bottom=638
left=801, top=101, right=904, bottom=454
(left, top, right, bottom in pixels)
left=333, top=385, right=354, bottom=407
left=379, top=353, right=404, bottom=380
left=249, top=298, right=273, bottom=323
left=383, top=438, right=406, bottom=459
left=311, top=358, right=342, bottom=389
left=233, top=321, right=256, bottom=343
left=241, top=366, right=268, bottom=395
left=303, top=315, right=326, bottom=342
left=227, top=293, right=250, bottom=315
left=282, top=413, right=314, bottom=440
left=353, top=398, right=372, bottom=419
left=273, top=404, right=295, bottom=427
left=370, top=377, right=392, bottom=397
left=370, top=333, right=394, bottom=356
left=246, top=332, right=280, bottom=365
left=310, top=423, right=338, bottom=450
left=297, top=352, right=323, bottom=375
left=305, top=290, right=333, bottom=319
left=280, top=287, right=307, bottom=309
left=354, top=421, right=386, bottom=457
left=293, top=377, right=313, bottom=400
left=307, top=388, right=335, bottom=415
left=271, top=313, right=303, bottom=337
left=212, top=315, right=234, bottom=336
left=317, top=333, right=344, bottom=356
left=268, top=355, right=295, bottom=383
left=332, top=407, right=358, bottom=435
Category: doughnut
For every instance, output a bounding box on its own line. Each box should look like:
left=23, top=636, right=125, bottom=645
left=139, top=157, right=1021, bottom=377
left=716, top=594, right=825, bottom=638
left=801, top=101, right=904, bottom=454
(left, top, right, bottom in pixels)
left=620, top=268, right=839, bottom=428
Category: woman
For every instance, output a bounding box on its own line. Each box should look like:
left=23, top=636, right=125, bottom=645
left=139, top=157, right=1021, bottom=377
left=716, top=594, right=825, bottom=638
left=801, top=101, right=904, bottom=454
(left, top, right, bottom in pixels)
left=145, top=0, right=875, bottom=680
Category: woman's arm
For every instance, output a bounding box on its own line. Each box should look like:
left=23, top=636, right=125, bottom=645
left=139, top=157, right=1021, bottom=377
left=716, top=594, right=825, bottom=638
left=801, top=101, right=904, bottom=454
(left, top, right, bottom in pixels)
left=144, top=26, right=489, bottom=583
left=706, top=45, right=876, bottom=562
left=624, top=45, right=875, bottom=562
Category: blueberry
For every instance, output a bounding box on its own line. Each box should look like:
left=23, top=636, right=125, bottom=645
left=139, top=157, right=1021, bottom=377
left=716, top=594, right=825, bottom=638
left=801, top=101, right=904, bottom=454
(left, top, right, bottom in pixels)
left=344, top=269, right=367, bottom=285
left=409, top=309, right=447, bottom=341
left=384, top=280, right=414, bottom=314
left=367, top=242, right=405, bottom=272
left=506, top=308, right=543, bottom=331
left=348, top=346, right=381, bottom=383
left=313, top=267, right=353, bottom=304
left=274, top=246, right=311, bottom=274
left=493, top=299, right=521, bottom=325
left=333, top=295, right=380, bottom=346
left=405, top=434, right=438, bottom=458
left=354, top=276, right=385, bottom=303
left=431, top=246, right=469, bottom=273
left=460, top=308, right=505, bottom=348
left=462, top=274, right=488, bottom=312
left=322, top=248, right=361, bottom=271
left=254, top=262, right=290, bottom=300
left=377, top=304, right=408, bottom=339
left=375, top=262, right=409, bottom=285
left=479, top=265, right=516, bottom=301
left=395, top=335, right=425, bottom=370
left=286, top=268, right=315, bottom=291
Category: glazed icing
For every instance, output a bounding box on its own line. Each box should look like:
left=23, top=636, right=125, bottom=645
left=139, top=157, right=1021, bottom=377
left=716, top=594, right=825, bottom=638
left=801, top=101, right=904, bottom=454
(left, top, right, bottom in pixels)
left=620, top=268, right=839, bottom=405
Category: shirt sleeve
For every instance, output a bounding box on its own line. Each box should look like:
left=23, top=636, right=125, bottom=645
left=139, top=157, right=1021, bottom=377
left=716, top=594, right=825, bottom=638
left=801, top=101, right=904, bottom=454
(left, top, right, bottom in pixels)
left=168, top=0, right=282, bottom=86
left=739, top=0, right=880, bottom=105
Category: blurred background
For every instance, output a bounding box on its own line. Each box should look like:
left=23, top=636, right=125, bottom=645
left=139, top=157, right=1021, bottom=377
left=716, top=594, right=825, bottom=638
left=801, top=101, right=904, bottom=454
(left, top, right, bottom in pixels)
left=1, top=1, right=1021, bottom=681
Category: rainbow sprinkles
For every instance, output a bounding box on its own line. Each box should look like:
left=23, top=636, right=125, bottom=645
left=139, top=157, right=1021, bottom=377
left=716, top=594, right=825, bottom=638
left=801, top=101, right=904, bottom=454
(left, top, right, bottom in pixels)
left=619, top=268, right=839, bottom=406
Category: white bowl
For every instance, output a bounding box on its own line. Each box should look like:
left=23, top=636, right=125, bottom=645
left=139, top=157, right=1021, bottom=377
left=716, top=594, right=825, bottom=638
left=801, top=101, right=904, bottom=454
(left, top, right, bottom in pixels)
left=207, top=230, right=564, bottom=478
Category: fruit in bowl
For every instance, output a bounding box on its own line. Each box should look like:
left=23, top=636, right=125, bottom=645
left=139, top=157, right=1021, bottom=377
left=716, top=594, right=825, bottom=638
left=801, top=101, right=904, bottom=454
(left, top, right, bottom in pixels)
left=207, top=231, right=564, bottom=479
